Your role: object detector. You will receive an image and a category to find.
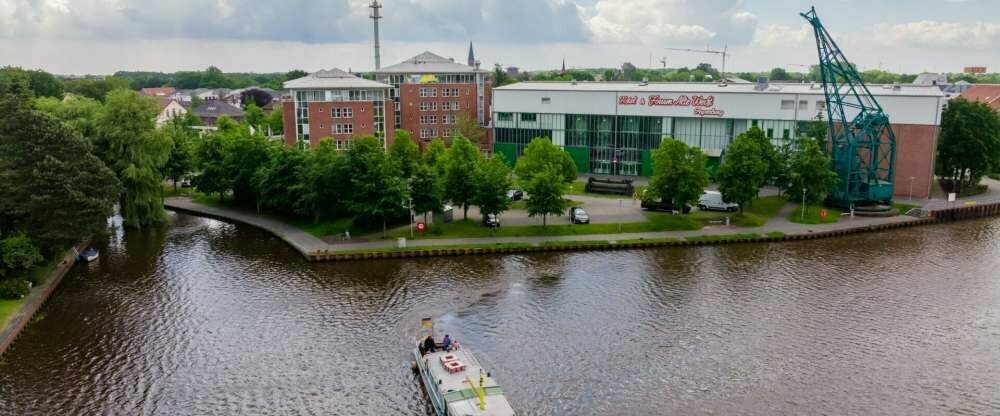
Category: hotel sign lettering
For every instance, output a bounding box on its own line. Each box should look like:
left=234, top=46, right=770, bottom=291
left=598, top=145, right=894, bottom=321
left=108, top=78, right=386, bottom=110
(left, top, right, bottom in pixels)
left=618, top=94, right=725, bottom=117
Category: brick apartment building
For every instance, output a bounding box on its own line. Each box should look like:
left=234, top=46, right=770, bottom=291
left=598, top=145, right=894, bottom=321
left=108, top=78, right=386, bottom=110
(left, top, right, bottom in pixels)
left=281, top=69, right=394, bottom=150
left=375, top=48, right=491, bottom=147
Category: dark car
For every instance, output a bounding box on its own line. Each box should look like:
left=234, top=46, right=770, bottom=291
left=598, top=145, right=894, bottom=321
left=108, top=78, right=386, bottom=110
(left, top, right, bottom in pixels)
left=641, top=198, right=692, bottom=214
left=482, top=213, right=500, bottom=228
left=506, top=189, right=524, bottom=201
left=568, top=206, right=590, bottom=224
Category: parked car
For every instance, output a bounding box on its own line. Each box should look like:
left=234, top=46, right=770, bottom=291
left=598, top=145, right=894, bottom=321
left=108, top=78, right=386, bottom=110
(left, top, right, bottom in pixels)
left=698, top=191, right=739, bottom=212
left=482, top=213, right=500, bottom=228
left=640, top=189, right=692, bottom=214
left=506, top=189, right=524, bottom=201
left=569, top=206, right=590, bottom=224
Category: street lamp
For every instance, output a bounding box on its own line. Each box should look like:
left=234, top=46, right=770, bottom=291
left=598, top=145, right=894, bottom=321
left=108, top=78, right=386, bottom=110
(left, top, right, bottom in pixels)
left=801, top=188, right=807, bottom=222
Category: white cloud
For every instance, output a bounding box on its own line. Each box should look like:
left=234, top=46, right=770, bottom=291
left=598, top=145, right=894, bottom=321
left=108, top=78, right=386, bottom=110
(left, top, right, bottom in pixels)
left=585, top=0, right=757, bottom=45
left=751, top=24, right=813, bottom=48
left=873, top=21, right=1000, bottom=50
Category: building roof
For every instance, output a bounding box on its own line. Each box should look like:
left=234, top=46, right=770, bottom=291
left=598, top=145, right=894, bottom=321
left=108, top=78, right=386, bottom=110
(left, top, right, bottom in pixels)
left=377, top=51, right=485, bottom=74
left=283, top=68, right=391, bottom=90
left=156, top=97, right=181, bottom=111
left=191, top=101, right=244, bottom=119
left=960, top=85, right=1000, bottom=110
left=494, top=81, right=945, bottom=97
left=912, top=73, right=948, bottom=86
left=141, top=87, right=177, bottom=97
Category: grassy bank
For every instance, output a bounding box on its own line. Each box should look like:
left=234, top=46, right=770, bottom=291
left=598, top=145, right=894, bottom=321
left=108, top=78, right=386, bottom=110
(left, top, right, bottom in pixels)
left=388, top=212, right=702, bottom=240
left=688, top=196, right=788, bottom=227
left=0, top=252, right=64, bottom=329
left=789, top=204, right=843, bottom=224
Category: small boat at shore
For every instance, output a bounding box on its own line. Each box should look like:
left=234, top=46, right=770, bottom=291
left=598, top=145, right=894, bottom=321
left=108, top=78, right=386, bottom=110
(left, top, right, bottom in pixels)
left=412, top=318, right=515, bottom=416
left=77, top=247, right=99, bottom=263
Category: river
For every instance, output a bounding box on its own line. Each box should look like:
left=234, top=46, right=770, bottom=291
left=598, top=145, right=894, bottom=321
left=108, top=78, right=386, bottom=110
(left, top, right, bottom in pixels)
left=1, top=212, right=999, bottom=415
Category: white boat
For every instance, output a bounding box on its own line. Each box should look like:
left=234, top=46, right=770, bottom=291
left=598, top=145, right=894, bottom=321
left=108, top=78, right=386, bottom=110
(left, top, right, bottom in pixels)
left=77, top=247, right=99, bottom=263
left=412, top=319, right=516, bottom=416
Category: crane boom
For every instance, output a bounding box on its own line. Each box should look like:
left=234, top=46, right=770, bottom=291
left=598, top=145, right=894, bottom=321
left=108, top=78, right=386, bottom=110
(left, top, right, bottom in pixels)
left=801, top=7, right=896, bottom=208
left=664, top=45, right=728, bottom=81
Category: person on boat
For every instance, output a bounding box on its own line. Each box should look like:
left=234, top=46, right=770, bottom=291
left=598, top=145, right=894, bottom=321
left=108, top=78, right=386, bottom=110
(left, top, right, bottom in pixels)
left=442, top=334, right=452, bottom=351
left=421, top=335, right=436, bottom=354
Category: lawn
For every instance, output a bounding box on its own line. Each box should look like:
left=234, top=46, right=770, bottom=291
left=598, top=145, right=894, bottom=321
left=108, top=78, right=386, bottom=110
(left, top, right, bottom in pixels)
left=892, top=202, right=919, bottom=215
left=387, top=212, right=702, bottom=240
left=0, top=299, right=21, bottom=329
left=0, top=252, right=64, bottom=330
left=328, top=242, right=534, bottom=255
left=687, top=196, right=789, bottom=228
left=788, top=204, right=843, bottom=224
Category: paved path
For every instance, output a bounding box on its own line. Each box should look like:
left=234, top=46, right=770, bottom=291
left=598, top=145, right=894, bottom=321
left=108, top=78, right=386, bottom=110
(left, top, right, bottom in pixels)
left=165, top=196, right=935, bottom=257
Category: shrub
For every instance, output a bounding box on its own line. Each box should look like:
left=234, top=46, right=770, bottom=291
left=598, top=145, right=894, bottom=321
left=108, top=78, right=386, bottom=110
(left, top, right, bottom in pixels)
left=0, top=234, right=43, bottom=278
left=0, top=278, right=31, bottom=299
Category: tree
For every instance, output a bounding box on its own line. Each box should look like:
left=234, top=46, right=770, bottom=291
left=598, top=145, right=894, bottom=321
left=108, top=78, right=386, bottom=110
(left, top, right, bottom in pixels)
left=622, top=62, right=638, bottom=81
left=222, top=129, right=272, bottom=206
left=253, top=146, right=306, bottom=214
left=444, top=137, right=482, bottom=220
left=492, top=64, right=512, bottom=87
left=648, top=138, right=709, bottom=208
left=742, top=126, right=782, bottom=187
left=295, top=140, right=350, bottom=222
left=769, top=67, right=790, bottom=81
left=805, top=115, right=829, bottom=153
left=787, top=137, right=839, bottom=206
left=244, top=102, right=265, bottom=129
left=456, top=113, right=485, bottom=145
left=389, top=130, right=421, bottom=180
left=473, top=154, right=513, bottom=218
left=194, top=131, right=231, bottom=201
left=98, top=89, right=173, bottom=228
left=0, top=104, right=120, bottom=253
left=424, top=138, right=448, bottom=177
left=34, top=95, right=103, bottom=141
left=346, top=137, right=408, bottom=237
left=264, top=108, right=283, bottom=136
left=0, top=67, right=63, bottom=99
left=285, top=70, right=308, bottom=81
left=163, top=121, right=195, bottom=191
left=63, top=77, right=131, bottom=101
left=0, top=234, right=42, bottom=278
left=935, top=98, right=1000, bottom=191
left=514, top=138, right=577, bottom=185
left=524, top=167, right=567, bottom=226
left=718, top=130, right=769, bottom=212
left=410, top=162, right=445, bottom=224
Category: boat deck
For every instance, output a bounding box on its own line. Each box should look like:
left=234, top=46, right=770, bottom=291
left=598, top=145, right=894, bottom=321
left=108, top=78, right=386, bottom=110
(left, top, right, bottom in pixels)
left=420, top=347, right=515, bottom=415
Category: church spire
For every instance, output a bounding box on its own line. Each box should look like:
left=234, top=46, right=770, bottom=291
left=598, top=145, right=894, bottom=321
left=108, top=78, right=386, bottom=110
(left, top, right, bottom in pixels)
left=561, top=57, right=566, bottom=74
left=468, top=42, right=476, bottom=67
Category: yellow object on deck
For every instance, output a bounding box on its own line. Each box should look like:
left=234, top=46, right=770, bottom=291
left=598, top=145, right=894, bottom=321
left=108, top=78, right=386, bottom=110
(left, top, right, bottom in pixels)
left=464, top=369, right=488, bottom=410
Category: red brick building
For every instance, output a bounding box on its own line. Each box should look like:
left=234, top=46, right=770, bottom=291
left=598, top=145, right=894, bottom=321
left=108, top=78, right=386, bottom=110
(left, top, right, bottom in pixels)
left=281, top=68, right=394, bottom=150
left=375, top=50, right=491, bottom=148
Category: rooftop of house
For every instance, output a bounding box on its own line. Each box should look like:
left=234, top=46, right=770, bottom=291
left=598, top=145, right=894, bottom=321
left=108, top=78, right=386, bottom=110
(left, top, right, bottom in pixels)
left=960, top=85, right=1000, bottom=109
left=190, top=100, right=244, bottom=119
left=140, top=87, right=177, bottom=97
left=283, top=68, right=391, bottom=90
left=376, top=51, right=485, bottom=74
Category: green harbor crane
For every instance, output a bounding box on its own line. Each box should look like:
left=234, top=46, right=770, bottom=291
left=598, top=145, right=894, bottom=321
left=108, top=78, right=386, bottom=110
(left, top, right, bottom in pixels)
left=801, top=7, right=897, bottom=209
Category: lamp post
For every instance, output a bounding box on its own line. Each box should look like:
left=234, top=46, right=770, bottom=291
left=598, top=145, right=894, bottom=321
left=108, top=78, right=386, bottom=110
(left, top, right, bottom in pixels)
left=801, top=188, right=807, bottom=222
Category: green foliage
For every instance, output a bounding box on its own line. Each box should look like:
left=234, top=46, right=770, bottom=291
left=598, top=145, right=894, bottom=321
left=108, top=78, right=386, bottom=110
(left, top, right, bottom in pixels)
left=514, top=138, right=577, bottom=185
left=253, top=145, right=306, bottom=213
left=63, top=77, right=131, bottom=101
left=345, top=137, right=408, bottom=237
left=648, top=138, right=709, bottom=207
left=456, top=113, right=485, bottom=145
left=789, top=205, right=842, bottom=224
left=0, top=66, right=34, bottom=112
left=444, top=137, right=482, bottom=219
left=163, top=121, right=196, bottom=189
left=410, top=162, right=445, bottom=223
left=0, top=105, right=120, bottom=253
left=33, top=95, right=103, bottom=141
left=264, top=108, right=283, bottom=135
left=222, top=130, right=272, bottom=205
left=0, top=234, right=42, bottom=278
left=98, top=89, right=172, bottom=228
left=524, top=168, right=568, bottom=226
left=193, top=131, right=231, bottom=201
left=492, top=64, right=513, bottom=87
left=935, top=98, right=1000, bottom=190
left=718, top=128, right=770, bottom=212
left=473, top=154, right=513, bottom=217
left=0, top=279, right=30, bottom=300
left=0, top=67, right=63, bottom=98
left=295, top=140, right=350, bottom=221
left=423, top=138, right=448, bottom=177
left=244, top=102, right=265, bottom=128
left=787, top=137, right=839, bottom=205
left=389, top=130, right=421, bottom=180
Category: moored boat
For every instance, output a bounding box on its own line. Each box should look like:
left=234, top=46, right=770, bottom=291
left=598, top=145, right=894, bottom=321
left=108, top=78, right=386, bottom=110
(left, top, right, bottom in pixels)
left=412, top=319, right=515, bottom=416
left=77, top=247, right=99, bottom=263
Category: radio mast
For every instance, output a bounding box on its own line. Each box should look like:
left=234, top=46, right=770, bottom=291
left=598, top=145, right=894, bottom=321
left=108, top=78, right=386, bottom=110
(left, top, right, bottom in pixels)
left=369, top=0, right=383, bottom=70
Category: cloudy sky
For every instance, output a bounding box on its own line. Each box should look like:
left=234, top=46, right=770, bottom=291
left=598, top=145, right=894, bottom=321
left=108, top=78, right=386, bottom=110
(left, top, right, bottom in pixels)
left=2, top=0, right=998, bottom=75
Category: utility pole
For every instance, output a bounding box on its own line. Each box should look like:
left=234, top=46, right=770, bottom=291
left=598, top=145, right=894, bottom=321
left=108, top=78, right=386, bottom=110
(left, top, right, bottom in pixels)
left=369, top=0, right=383, bottom=70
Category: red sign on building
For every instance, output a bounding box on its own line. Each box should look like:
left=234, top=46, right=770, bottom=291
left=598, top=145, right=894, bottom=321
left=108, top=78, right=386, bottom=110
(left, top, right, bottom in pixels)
left=618, top=94, right=725, bottom=117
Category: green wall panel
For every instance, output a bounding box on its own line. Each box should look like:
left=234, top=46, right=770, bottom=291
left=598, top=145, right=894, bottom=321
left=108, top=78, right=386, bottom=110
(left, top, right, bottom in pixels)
left=641, top=150, right=654, bottom=177
left=494, top=143, right=518, bottom=167
left=564, top=146, right=590, bottom=174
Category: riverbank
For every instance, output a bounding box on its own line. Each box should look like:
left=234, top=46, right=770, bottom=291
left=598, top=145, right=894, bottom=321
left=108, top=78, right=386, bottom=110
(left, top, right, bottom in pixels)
left=163, top=196, right=1000, bottom=262
left=0, top=245, right=84, bottom=356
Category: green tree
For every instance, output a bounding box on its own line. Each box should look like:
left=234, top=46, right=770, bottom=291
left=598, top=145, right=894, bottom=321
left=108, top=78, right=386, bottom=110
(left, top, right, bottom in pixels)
left=492, top=64, right=513, bottom=87
left=473, top=154, right=513, bottom=218
left=163, top=120, right=196, bottom=191
left=444, top=137, right=482, bottom=220
left=98, top=89, right=173, bottom=228
left=410, top=162, right=445, bottom=224
left=805, top=115, right=829, bottom=153
left=0, top=234, right=43, bottom=278
left=194, top=131, right=231, bottom=201
left=622, top=62, right=638, bottom=81
left=264, top=108, right=283, bottom=135
left=524, top=167, right=568, bottom=226
left=0, top=67, right=63, bottom=98
left=389, top=130, right=421, bottom=180
left=718, top=130, right=769, bottom=212
left=222, top=129, right=272, bottom=206
left=787, top=137, right=839, bottom=205
left=935, top=98, right=1000, bottom=191
left=253, top=146, right=306, bottom=214
left=514, top=138, right=577, bottom=185
left=345, top=137, right=408, bottom=237
left=34, top=95, right=103, bottom=141
left=769, top=67, right=790, bottom=81
left=63, top=77, right=131, bottom=101
left=456, top=113, right=485, bottom=145
left=0, top=104, right=120, bottom=253
left=244, top=102, right=265, bottom=129
left=424, top=138, right=448, bottom=177
left=647, top=138, right=709, bottom=208
left=743, top=126, right=782, bottom=186
left=295, top=140, right=350, bottom=222
left=285, top=70, right=308, bottom=81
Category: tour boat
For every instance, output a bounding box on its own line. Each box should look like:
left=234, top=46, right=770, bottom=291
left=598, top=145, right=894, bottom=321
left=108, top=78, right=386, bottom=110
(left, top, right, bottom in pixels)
left=77, top=247, right=99, bottom=263
left=412, top=319, right=516, bottom=416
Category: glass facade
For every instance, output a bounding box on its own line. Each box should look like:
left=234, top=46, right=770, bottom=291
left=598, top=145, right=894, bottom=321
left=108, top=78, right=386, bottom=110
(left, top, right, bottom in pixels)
left=494, top=112, right=798, bottom=176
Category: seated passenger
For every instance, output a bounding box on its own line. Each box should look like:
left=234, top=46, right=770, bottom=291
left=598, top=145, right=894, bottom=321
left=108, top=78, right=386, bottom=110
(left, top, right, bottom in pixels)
left=450, top=339, right=460, bottom=351
left=442, top=334, right=452, bottom=351
left=422, top=335, right=436, bottom=354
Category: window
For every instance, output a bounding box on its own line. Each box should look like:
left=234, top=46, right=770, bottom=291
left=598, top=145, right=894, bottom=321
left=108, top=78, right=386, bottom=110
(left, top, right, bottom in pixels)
left=420, top=115, right=438, bottom=124
left=541, top=97, right=551, bottom=104
left=780, top=100, right=795, bottom=110
left=443, top=128, right=456, bottom=137
left=332, top=107, right=353, bottom=118
left=767, top=128, right=774, bottom=138
left=520, top=113, right=537, bottom=122
left=452, top=101, right=461, bottom=110
left=816, top=101, right=826, bottom=111
left=419, top=102, right=438, bottom=111
left=798, top=100, right=809, bottom=110
left=419, top=87, right=437, bottom=97
left=751, top=120, right=758, bottom=127
left=335, top=140, right=347, bottom=150
left=442, top=115, right=456, bottom=124
left=782, top=129, right=790, bottom=139
left=498, top=112, right=513, bottom=122
left=334, top=124, right=353, bottom=134
left=441, top=88, right=460, bottom=97
left=420, top=127, right=436, bottom=139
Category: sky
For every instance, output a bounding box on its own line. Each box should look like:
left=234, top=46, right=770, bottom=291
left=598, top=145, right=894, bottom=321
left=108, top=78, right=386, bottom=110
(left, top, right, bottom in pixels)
left=1, top=0, right=998, bottom=75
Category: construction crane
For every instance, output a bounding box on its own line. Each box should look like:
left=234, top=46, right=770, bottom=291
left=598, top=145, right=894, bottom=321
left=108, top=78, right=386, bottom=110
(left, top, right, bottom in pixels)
left=801, top=7, right=896, bottom=209
left=664, top=45, right=728, bottom=80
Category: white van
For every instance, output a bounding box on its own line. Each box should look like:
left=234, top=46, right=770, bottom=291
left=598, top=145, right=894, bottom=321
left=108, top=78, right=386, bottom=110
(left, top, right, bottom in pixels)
left=698, top=191, right=740, bottom=212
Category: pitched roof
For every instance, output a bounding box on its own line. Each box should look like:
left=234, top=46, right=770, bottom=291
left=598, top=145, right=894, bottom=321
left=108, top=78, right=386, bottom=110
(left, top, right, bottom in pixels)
left=141, top=87, right=177, bottom=97
left=377, top=51, right=485, bottom=74
left=191, top=101, right=244, bottom=119
left=283, top=68, right=391, bottom=90
left=156, top=97, right=180, bottom=111
left=912, top=73, right=948, bottom=86
left=960, top=85, right=1000, bottom=110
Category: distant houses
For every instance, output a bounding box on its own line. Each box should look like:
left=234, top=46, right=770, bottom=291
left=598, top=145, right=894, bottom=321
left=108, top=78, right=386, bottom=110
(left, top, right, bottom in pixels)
left=141, top=85, right=283, bottom=127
